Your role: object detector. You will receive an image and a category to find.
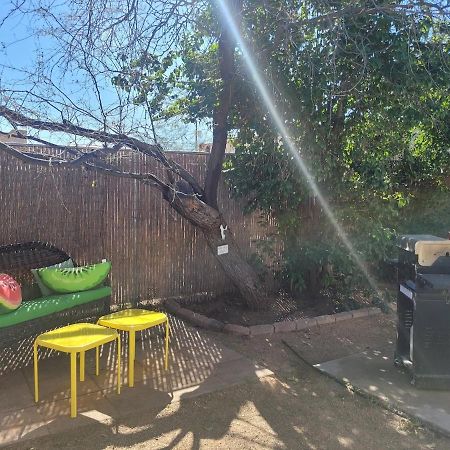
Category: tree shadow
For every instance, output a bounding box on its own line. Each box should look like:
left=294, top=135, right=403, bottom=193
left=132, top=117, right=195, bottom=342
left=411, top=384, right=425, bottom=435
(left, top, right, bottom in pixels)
left=3, top=316, right=444, bottom=450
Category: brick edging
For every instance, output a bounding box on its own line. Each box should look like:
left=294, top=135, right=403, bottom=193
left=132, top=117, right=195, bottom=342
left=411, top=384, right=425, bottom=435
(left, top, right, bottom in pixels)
left=164, top=298, right=382, bottom=337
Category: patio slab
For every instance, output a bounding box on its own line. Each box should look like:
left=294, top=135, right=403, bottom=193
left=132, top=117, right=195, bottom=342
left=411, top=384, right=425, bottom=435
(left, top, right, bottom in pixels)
left=315, top=346, right=450, bottom=436
left=0, top=316, right=272, bottom=448
left=0, top=370, right=35, bottom=413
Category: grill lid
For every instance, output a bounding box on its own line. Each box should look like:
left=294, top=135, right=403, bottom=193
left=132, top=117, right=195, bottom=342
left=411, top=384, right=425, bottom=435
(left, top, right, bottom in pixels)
left=397, top=234, right=445, bottom=252
left=398, top=235, right=450, bottom=266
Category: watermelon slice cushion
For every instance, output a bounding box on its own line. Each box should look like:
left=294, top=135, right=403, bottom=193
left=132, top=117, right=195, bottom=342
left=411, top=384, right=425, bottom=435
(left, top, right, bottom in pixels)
left=0, top=274, right=22, bottom=315
left=37, top=261, right=111, bottom=294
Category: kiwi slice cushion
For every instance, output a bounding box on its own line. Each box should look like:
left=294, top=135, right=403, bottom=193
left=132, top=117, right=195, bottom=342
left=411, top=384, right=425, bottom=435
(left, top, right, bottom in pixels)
left=37, top=261, right=111, bottom=294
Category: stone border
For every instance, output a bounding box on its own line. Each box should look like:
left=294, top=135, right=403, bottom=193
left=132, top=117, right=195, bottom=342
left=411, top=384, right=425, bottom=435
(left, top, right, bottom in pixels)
left=164, top=298, right=382, bottom=337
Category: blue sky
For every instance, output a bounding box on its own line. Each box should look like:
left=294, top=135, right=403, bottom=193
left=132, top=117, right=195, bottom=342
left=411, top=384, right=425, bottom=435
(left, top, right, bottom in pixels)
left=0, top=2, right=211, bottom=150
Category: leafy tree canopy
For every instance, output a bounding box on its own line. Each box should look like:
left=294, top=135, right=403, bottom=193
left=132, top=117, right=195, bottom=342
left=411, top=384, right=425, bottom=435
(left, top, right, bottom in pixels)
left=121, top=0, right=450, bottom=205
left=114, top=0, right=450, bottom=299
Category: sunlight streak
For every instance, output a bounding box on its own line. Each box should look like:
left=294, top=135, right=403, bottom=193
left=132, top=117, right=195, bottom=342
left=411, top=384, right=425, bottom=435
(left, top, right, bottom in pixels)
left=216, top=0, right=384, bottom=301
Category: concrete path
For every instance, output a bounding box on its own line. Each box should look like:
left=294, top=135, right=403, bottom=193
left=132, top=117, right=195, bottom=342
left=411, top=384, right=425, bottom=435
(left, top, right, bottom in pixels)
left=315, top=346, right=450, bottom=436
left=0, top=316, right=271, bottom=448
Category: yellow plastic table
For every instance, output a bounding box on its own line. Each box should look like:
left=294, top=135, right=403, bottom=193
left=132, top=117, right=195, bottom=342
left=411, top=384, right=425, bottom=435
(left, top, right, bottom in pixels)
left=98, top=309, right=169, bottom=387
left=34, top=323, right=121, bottom=418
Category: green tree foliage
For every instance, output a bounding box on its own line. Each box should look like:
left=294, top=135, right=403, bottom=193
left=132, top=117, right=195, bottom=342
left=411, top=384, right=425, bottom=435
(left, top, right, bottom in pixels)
left=228, top=0, right=450, bottom=196
left=224, top=0, right=450, bottom=300
left=114, top=1, right=450, bottom=301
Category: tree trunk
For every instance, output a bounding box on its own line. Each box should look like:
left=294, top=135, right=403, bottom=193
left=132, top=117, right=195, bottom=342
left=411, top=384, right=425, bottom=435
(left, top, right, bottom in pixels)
left=202, top=225, right=269, bottom=311
left=164, top=189, right=269, bottom=310
left=204, top=0, right=241, bottom=208
left=197, top=0, right=268, bottom=309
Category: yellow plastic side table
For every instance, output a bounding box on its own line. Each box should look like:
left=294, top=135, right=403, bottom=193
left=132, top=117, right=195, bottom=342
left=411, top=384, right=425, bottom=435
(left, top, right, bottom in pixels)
left=34, top=323, right=121, bottom=418
left=98, top=309, right=170, bottom=388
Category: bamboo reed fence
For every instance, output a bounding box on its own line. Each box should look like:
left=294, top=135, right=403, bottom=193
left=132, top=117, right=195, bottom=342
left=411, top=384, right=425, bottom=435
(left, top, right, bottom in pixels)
left=0, top=146, right=276, bottom=307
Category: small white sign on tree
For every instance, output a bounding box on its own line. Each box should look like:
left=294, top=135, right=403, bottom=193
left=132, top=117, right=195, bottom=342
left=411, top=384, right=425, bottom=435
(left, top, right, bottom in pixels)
left=217, top=245, right=229, bottom=255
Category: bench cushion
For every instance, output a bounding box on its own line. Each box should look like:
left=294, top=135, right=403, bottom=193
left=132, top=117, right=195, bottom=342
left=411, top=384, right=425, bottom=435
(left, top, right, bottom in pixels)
left=0, top=286, right=111, bottom=329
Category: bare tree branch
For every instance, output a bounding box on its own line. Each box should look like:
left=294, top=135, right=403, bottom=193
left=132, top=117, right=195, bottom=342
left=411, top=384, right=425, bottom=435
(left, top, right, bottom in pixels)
left=0, top=105, right=204, bottom=195
left=0, top=139, right=170, bottom=191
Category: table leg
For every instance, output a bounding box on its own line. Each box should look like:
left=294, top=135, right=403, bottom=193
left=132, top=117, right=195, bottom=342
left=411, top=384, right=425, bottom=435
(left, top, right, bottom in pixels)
left=96, top=346, right=100, bottom=376
left=80, top=351, right=85, bottom=382
left=129, top=330, right=135, bottom=387
left=34, top=342, right=39, bottom=403
left=117, top=337, right=121, bottom=394
left=164, top=319, right=170, bottom=370
left=70, top=352, right=77, bottom=418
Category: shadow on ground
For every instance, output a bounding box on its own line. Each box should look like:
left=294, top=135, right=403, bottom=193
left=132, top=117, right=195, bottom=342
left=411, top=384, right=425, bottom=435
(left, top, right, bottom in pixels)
left=2, top=314, right=450, bottom=449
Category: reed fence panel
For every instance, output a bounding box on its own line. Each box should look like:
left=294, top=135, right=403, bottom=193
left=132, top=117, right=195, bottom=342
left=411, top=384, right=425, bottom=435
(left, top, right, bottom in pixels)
left=0, top=148, right=276, bottom=307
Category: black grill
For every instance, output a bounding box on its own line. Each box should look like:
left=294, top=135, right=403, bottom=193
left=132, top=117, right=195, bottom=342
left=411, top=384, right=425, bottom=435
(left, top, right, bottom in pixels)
left=395, top=234, right=450, bottom=389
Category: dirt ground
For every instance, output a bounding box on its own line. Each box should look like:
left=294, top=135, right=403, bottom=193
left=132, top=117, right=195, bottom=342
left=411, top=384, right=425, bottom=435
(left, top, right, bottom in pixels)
left=188, top=293, right=338, bottom=326
left=224, top=309, right=398, bottom=368
left=187, top=284, right=382, bottom=326
left=8, top=312, right=450, bottom=450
